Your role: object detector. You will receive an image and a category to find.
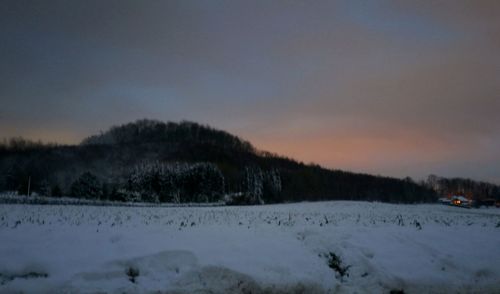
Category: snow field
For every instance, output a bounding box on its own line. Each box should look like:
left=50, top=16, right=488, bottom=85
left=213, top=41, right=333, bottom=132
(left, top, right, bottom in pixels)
left=0, top=201, right=499, bottom=293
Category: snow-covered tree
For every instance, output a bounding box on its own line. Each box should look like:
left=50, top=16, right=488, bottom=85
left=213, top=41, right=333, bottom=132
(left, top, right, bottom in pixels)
left=124, top=161, right=224, bottom=203
left=243, top=166, right=264, bottom=204
left=70, top=172, right=101, bottom=199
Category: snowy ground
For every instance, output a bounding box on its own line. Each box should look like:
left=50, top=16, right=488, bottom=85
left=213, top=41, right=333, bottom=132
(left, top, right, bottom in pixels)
left=0, top=202, right=499, bottom=293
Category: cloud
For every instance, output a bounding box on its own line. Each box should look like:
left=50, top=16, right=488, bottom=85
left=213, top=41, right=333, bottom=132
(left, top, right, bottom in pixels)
left=0, top=0, right=499, bottom=182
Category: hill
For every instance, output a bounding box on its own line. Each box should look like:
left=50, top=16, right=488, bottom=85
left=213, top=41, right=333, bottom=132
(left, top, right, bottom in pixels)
left=0, top=119, right=437, bottom=204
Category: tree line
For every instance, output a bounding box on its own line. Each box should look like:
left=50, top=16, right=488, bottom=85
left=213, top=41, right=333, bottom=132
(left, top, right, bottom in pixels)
left=424, top=174, right=500, bottom=200
left=0, top=119, right=443, bottom=204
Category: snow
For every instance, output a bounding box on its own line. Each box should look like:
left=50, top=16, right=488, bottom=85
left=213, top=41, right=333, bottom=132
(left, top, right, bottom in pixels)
left=0, top=201, right=499, bottom=293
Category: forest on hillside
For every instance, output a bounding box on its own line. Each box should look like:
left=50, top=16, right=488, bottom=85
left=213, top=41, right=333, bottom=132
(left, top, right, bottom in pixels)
left=424, top=175, right=500, bottom=201
left=0, top=119, right=481, bottom=205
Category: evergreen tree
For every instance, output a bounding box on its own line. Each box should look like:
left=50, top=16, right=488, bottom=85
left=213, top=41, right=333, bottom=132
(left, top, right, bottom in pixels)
left=38, top=180, right=51, bottom=196
left=70, top=172, right=101, bottom=199
left=51, top=184, right=63, bottom=197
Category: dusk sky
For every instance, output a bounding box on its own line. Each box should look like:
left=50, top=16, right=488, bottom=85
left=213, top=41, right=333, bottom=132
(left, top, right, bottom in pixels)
left=1, top=1, right=499, bottom=183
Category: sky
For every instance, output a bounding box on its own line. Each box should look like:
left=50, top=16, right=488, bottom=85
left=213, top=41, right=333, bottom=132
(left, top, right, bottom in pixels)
left=1, top=1, right=499, bottom=183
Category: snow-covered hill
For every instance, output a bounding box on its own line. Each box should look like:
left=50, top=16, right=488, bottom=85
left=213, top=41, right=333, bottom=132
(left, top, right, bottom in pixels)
left=1, top=201, right=499, bottom=293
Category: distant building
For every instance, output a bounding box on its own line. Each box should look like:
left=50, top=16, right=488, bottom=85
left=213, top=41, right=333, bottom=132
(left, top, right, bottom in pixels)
left=450, top=195, right=471, bottom=208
